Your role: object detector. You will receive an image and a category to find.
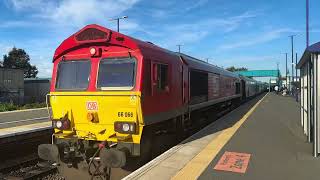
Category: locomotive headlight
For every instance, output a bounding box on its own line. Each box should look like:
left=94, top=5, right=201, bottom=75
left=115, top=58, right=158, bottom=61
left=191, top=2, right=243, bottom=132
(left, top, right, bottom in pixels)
left=52, top=119, right=71, bottom=130
left=90, top=47, right=96, bottom=55
left=114, top=122, right=136, bottom=134
left=56, top=121, right=63, bottom=128
left=122, top=123, right=130, bottom=132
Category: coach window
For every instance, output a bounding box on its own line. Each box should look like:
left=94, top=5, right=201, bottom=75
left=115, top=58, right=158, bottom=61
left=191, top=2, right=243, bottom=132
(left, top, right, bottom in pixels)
left=156, top=64, right=169, bottom=91
left=235, top=82, right=240, bottom=94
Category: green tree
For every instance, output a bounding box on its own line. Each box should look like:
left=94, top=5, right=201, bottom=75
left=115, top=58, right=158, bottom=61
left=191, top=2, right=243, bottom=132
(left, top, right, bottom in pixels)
left=226, top=66, right=248, bottom=72
left=3, top=47, right=38, bottom=78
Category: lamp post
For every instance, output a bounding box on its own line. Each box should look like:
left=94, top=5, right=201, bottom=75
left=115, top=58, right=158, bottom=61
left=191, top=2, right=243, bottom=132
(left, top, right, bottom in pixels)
left=289, top=35, right=296, bottom=93
left=110, top=16, right=128, bottom=32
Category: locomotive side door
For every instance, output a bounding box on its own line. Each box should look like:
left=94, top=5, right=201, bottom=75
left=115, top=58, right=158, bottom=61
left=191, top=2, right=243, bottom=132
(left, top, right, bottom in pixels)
left=179, top=56, right=189, bottom=105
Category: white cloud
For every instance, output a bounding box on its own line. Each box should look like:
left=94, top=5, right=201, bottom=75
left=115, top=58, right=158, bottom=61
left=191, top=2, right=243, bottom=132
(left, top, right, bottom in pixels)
left=8, top=0, right=140, bottom=28
left=146, top=10, right=260, bottom=50
left=185, top=0, right=209, bottom=11
left=33, top=61, right=52, bottom=77
left=5, top=0, right=141, bottom=77
left=9, top=0, right=47, bottom=10
left=0, top=20, right=39, bottom=28
left=0, top=44, right=14, bottom=58
left=218, top=28, right=298, bottom=50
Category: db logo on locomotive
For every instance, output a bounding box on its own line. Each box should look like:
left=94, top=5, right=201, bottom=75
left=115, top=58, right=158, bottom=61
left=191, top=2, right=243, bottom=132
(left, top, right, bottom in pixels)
left=86, top=101, right=98, bottom=111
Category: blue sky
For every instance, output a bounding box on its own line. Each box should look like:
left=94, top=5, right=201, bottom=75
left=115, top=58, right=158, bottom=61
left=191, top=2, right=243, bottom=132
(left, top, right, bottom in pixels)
left=0, top=0, right=319, bottom=78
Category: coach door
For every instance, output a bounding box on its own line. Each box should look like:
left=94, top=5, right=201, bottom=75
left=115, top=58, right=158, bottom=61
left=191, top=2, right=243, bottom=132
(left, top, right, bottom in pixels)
left=241, top=79, right=246, bottom=99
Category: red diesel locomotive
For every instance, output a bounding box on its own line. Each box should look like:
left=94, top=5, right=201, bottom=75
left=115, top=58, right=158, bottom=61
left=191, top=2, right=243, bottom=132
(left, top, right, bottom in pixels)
left=38, top=24, right=263, bottom=179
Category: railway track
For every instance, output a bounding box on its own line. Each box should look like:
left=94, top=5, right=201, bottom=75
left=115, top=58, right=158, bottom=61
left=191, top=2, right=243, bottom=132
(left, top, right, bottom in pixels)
left=0, top=128, right=53, bottom=179
left=0, top=160, right=58, bottom=180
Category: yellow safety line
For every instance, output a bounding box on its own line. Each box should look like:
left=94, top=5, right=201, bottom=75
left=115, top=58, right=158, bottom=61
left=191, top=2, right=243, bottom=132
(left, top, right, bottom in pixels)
left=171, top=93, right=269, bottom=180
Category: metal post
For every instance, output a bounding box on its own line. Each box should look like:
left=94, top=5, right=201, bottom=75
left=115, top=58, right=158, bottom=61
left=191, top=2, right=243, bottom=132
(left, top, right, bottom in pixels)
left=312, top=54, right=318, bottom=157
left=306, top=0, right=309, bottom=47
left=291, top=36, right=294, bottom=92
left=110, top=16, right=128, bottom=33
left=296, top=53, right=298, bottom=81
left=289, top=35, right=296, bottom=93
left=177, top=45, right=182, bottom=53
left=117, top=19, right=120, bottom=32
left=286, top=53, right=288, bottom=88
left=269, top=78, right=271, bottom=92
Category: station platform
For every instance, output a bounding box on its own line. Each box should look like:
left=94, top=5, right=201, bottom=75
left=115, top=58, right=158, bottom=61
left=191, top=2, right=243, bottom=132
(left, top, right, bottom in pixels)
left=0, top=108, right=51, bottom=138
left=125, top=93, right=320, bottom=180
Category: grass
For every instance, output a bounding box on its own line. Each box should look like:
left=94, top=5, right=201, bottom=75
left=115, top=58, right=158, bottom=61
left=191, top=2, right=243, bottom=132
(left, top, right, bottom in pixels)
left=0, top=102, right=47, bottom=112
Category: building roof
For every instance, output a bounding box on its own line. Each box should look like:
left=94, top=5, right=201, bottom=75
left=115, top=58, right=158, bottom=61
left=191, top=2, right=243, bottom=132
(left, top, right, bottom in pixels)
left=235, top=70, right=281, bottom=77
left=297, top=41, right=320, bottom=68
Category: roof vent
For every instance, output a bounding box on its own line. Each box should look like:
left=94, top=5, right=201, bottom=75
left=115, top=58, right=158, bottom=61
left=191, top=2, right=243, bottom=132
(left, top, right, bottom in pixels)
left=75, top=28, right=109, bottom=42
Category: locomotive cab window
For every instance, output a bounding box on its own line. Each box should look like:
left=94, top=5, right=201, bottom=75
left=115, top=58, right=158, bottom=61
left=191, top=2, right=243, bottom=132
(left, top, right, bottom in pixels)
left=153, top=64, right=169, bottom=91
left=97, top=57, right=136, bottom=90
left=55, top=60, right=91, bottom=90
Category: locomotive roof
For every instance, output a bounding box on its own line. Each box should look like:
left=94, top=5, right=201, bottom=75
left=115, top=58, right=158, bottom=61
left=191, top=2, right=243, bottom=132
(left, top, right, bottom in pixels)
left=53, top=24, right=177, bottom=61
left=177, top=53, right=240, bottom=78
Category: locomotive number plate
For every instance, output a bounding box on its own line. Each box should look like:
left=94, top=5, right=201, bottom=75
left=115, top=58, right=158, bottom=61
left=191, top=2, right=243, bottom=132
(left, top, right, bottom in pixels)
left=86, top=101, right=98, bottom=111
left=117, top=109, right=136, bottom=120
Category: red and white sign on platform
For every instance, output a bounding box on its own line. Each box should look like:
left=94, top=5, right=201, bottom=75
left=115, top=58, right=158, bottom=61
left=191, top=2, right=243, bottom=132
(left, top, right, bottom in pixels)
left=213, top=151, right=251, bottom=174
left=86, top=101, right=98, bottom=111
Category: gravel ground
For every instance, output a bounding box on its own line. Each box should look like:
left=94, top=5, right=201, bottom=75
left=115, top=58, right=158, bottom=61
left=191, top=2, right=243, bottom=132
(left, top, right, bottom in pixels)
left=0, top=161, right=64, bottom=180
left=40, top=172, right=65, bottom=180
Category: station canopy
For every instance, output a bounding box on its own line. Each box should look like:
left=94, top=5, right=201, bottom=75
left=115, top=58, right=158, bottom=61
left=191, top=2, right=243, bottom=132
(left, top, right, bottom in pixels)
left=297, top=41, right=320, bottom=68
left=235, top=70, right=281, bottom=77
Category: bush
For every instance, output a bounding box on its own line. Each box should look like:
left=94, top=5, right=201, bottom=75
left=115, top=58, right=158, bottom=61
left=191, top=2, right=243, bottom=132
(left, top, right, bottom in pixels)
left=21, top=102, right=47, bottom=109
left=0, top=103, right=19, bottom=112
left=0, top=102, right=46, bottom=112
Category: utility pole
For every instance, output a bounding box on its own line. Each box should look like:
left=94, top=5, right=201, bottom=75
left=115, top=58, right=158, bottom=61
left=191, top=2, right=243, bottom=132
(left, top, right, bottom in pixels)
left=177, top=45, right=183, bottom=53
left=296, top=53, right=298, bottom=81
left=282, top=53, right=288, bottom=88
left=206, top=58, right=210, bottom=63
left=109, top=16, right=128, bottom=32
left=289, top=35, right=296, bottom=93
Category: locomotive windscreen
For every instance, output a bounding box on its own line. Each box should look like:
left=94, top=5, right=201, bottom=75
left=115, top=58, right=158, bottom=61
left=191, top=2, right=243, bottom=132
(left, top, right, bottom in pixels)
left=55, top=60, right=91, bottom=90
left=97, top=57, right=136, bottom=90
